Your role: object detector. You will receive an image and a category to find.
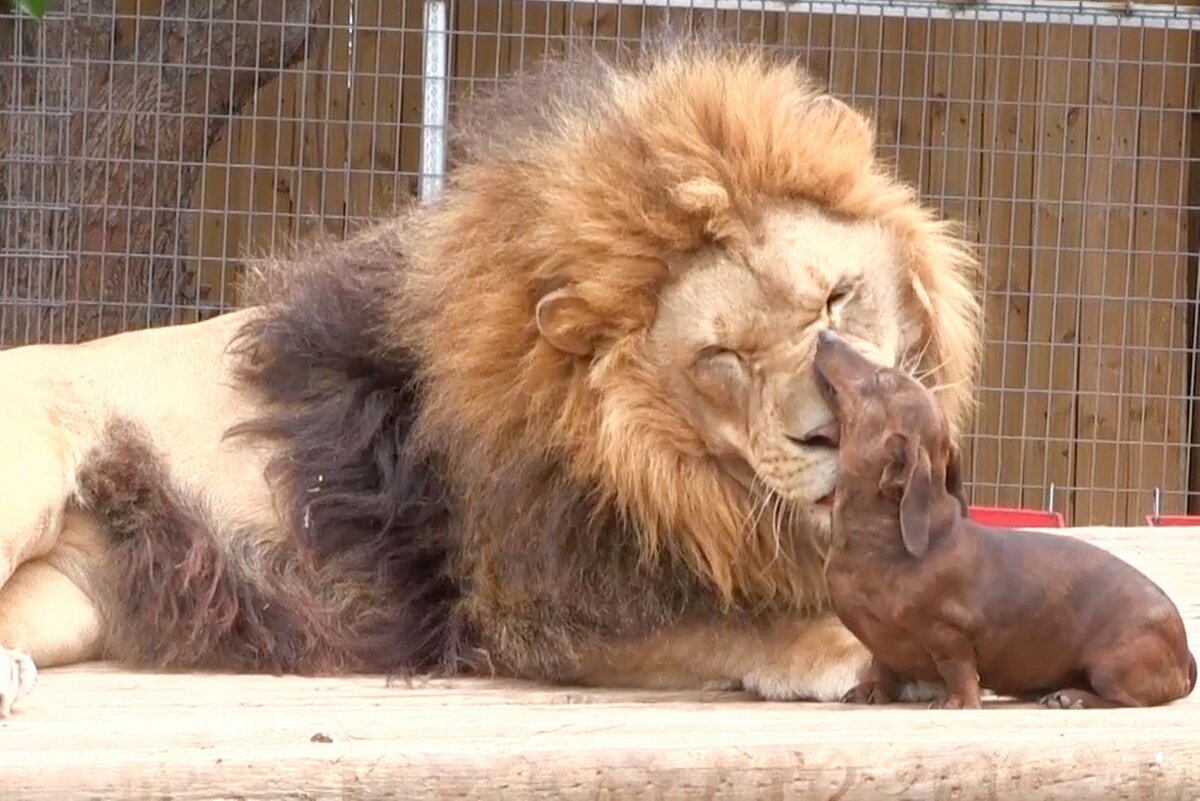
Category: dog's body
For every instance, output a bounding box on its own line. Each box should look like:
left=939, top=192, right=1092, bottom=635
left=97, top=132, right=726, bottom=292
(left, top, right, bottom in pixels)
left=814, top=329, right=1196, bottom=709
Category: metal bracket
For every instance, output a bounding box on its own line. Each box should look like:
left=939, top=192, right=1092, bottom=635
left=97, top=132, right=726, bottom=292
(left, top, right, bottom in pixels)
left=419, top=0, right=452, bottom=203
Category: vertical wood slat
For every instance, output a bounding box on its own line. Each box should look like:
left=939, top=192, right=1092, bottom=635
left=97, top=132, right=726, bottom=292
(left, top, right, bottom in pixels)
left=1131, top=29, right=1193, bottom=521
left=881, top=15, right=932, bottom=192
left=188, top=8, right=298, bottom=311
left=290, top=0, right=352, bottom=243
left=1189, top=35, right=1200, bottom=517
left=923, top=17, right=988, bottom=498
left=225, top=78, right=296, bottom=308
left=1021, top=23, right=1091, bottom=523
left=971, top=21, right=1039, bottom=511
left=344, top=0, right=425, bottom=228
left=1073, top=27, right=1143, bottom=526
left=451, top=0, right=502, bottom=123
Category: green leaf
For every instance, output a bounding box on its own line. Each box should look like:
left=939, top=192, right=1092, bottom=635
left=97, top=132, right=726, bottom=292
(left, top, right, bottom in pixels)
left=14, top=0, right=49, bottom=19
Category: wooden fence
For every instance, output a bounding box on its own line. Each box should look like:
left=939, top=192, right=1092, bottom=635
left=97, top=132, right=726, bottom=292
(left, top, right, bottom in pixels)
left=54, top=3, right=1200, bottom=524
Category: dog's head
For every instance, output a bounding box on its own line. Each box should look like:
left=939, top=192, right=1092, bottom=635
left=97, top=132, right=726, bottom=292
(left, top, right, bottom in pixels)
left=813, top=329, right=969, bottom=557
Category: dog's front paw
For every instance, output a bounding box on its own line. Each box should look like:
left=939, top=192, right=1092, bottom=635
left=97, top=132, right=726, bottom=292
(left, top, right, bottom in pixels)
left=841, top=680, right=893, bottom=705
left=0, top=647, right=36, bottom=718
left=928, top=693, right=979, bottom=710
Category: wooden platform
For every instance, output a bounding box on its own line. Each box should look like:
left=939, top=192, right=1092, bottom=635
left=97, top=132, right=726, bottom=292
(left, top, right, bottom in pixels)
left=2, top=526, right=1198, bottom=800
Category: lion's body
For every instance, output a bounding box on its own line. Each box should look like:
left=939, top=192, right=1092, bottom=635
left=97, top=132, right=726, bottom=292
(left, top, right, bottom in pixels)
left=3, top=311, right=279, bottom=537
left=0, top=35, right=980, bottom=715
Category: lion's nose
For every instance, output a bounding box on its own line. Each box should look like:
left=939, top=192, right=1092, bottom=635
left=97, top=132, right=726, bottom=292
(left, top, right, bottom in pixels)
left=789, top=421, right=840, bottom=449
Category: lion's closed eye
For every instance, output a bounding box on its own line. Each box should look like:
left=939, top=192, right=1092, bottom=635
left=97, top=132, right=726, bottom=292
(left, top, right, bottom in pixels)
left=690, top=346, right=750, bottom=401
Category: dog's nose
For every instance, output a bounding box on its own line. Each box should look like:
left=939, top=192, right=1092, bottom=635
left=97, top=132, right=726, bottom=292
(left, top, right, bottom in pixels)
left=817, top=329, right=838, bottom=348
left=790, top=421, right=840, bottom=449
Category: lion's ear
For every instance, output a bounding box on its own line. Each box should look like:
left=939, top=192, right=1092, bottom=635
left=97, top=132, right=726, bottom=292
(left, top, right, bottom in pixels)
left=536, top=288, right=596, bottom=356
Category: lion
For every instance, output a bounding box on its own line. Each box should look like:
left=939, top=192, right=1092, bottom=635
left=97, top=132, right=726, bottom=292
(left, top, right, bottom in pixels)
left=0, top=33, right=980, bottom=717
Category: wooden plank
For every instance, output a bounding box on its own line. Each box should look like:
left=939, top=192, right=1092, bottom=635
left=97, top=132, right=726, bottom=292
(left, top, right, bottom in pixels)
left=230, top=76, right=298, bottom=305
left=344, top=0, right=424, bottom=227
left=501, top=1, right=571, bottom=71
left=925, top=18, right=986, bottom=240
left=290, top=0, right=352, bottom=242
left=969, top=22, right=1039, bottom=512
left=396, top=1, right=425, bottom=189
left=825, top=9, right=863, bottom=102
left=923, top=18, right=988, bottom=501
left=1021, top=23, right=1091, bottom=525
left=451, top=0, right=504, bottom=113
left=714, top=3, right=778, bottom=53
left=586, top=0, right=651, bottom=62
left=840, top=14, right=886, bottom=114
left=1072, top=27, right=1142, bottom=526
left=2, top=524, right=1199, bottom=799
left=189, top=29, right=300, bottom=311
left=1128, top=28, right=1192, bottom=522
left=876, top=15, right=931, bottom=191
left=781, top=10, right=833, bottom=86
left=1189, top=37, right=1200, bottom=516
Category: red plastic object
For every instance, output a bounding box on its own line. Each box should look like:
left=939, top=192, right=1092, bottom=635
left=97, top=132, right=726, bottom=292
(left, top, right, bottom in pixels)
left=968, top=505, right=1066, bottom=529
left=1146, top=514, right=1200, bottom=527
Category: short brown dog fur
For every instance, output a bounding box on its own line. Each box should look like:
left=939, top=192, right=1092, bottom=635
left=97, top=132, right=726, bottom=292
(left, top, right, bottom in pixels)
left=814, top=328, right=1197, bottom=710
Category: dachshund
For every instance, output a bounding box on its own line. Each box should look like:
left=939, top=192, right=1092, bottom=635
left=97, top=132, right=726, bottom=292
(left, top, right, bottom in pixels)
left=813, top=328, right=1196, bottom=710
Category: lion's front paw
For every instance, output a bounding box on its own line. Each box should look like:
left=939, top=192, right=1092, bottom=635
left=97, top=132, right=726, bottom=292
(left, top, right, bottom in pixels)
left=841, top=680, right=893, bottom=705
left=0, top=647, right=37, bottom=718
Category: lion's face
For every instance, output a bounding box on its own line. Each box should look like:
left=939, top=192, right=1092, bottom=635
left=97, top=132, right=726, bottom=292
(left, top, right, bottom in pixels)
left=642, top=202, right=910, bottom=531
left=409, top=39, right=980, bottom=604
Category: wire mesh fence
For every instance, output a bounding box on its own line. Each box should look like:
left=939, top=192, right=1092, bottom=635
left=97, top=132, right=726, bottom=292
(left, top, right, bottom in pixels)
left=1, top=0, right=1198, bottom=527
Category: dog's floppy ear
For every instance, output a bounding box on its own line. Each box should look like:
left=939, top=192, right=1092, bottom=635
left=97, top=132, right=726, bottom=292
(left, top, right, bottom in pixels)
left=881, top=433, right=933, bottom=557
left=945, top=441, right=969, bottom=516
left=899, top=443, right=934, bottom=558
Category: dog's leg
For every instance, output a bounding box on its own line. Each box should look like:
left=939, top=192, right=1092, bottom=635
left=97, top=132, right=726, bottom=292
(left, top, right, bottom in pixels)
left=841, top=657, right=904, bottom=705
left=1042, top=631, right=1198, bottom=710
left=921, top=627, right=982, bottom=709
left=929, top=659, right=982, bottom=709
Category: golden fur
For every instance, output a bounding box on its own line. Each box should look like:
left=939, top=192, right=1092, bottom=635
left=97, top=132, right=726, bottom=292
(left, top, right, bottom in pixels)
left=0, top=33, right=980, bottom=716
left=398, top=39, right=979, bottom=605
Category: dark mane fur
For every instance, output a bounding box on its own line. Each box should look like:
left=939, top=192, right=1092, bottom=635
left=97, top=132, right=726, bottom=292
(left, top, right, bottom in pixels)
left=215, top=223, right=724, bottom=680
left=222, top=228, right=469, bottom=675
